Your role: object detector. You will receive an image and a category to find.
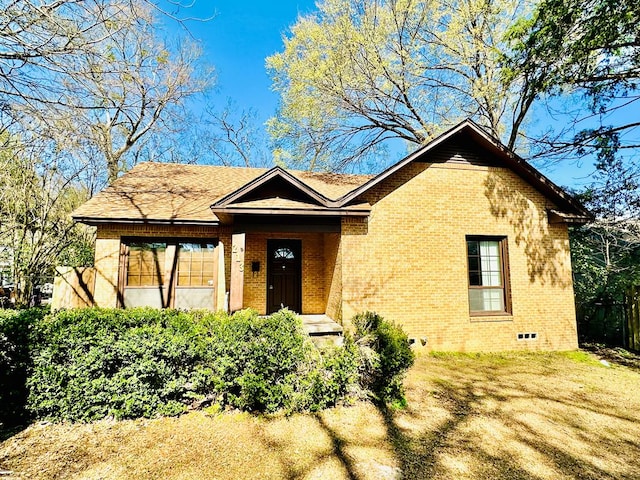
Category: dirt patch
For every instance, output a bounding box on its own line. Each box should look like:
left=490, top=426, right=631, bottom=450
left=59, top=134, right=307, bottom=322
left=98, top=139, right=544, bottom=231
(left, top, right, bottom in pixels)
left=581, top=343, right=640, bottom=370
left=1, top=350, right=639, bottom=479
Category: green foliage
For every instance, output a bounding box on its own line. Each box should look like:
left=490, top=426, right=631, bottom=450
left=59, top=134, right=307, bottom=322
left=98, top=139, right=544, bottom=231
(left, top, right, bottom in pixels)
left=205, top=309, right=312, bottom=412
left=27, top=308, right=212, bottom=421
left=295, top=337, right=361, bottom=412
left=267, top=0, right=533, bottom=170
left=504, top=0, right=639, bottom=159
left=19, top=308, right=412, bottom=423
left=25, top=308, right=364, bottom=421
left=0, top=137, right=94, bottom=304
left=352, top=311, right=414, bottom=402
left=0, top=308, right=48, bottom=429
left=569, top=156, right=640, bottom=345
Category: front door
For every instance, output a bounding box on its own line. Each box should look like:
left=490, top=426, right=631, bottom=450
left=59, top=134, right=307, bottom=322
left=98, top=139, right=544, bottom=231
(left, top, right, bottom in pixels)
left=267, top=239, right=302, bottom=314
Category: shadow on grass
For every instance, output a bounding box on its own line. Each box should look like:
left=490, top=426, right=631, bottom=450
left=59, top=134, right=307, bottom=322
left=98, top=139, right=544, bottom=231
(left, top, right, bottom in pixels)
left=375, top=386, right=536, bottom=479
left=0, top=425, right=27, bottom=443
left=314, top=413, right=359, bottom=480
left=369, top=356, right=640, bottom=480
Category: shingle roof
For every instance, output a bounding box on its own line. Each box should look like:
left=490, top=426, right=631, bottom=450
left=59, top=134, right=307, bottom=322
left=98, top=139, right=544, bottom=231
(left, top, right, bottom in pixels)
left=72, top=163, right=373, bottom=224
left=73, top=120, right=590, bottom=225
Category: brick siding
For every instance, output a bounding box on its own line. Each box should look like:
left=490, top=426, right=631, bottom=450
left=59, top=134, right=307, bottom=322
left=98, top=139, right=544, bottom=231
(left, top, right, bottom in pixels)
left=340, top=162, right=578, bottom=351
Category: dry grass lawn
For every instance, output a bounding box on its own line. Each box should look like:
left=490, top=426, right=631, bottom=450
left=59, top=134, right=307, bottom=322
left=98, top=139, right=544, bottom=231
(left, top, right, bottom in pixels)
left=1, top=349, right=639, bottom=479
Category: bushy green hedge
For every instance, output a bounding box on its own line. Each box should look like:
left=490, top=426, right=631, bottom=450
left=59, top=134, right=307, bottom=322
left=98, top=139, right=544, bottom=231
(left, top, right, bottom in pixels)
left=352, top=311, right=415, bottom=403
left=0, top=308, right=48, bottom=428
left=203, top=309, right=313, bottom=412
left=3, top=307, right=413, bottom=425
left=27, top=308, right=216, bottom=421
left=26, top=308, right=368, bottom=421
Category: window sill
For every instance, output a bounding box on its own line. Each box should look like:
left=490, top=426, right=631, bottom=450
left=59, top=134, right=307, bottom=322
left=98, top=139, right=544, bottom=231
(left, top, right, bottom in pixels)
left=469, top=312, right=513, bottom=322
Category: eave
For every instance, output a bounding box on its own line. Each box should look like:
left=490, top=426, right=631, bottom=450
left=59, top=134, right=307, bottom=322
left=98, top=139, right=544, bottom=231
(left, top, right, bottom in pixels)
left=72, top=216, right=221, bottom=227
left=211, top=206, right=370, bottom=217
left=336, top=119, right=591, bottom=219
left=547, top=209, right=594, bottom=225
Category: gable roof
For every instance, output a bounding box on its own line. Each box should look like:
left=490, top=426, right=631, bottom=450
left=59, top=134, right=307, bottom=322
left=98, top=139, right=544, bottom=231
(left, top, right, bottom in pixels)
left=72, top=120, right=591, bottom=225
left=337, top=119, right=591, bottom=220
left=212, top=166, right=331, bottom=207
left=72, top=163, right=372, bottom=225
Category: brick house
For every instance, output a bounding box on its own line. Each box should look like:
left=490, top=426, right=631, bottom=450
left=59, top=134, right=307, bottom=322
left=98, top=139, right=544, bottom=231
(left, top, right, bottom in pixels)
left=72, top=120, right=590, bottom=351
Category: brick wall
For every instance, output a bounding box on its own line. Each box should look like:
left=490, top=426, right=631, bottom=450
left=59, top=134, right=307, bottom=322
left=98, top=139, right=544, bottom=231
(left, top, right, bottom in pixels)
left=243, top=232, right=329, bottom=315
left=340, top=162, right=578, bottom=352
left=324, top=233, right=342, bottom=321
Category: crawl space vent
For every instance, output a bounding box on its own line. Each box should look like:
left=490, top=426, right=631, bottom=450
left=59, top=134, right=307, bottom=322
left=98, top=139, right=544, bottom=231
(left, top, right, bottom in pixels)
left=517, top=332, right=538, bottom=341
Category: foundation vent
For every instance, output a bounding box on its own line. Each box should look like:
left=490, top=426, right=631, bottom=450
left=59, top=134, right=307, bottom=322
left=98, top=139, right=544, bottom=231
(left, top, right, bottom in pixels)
left=517, top=332, right=538, bottom=341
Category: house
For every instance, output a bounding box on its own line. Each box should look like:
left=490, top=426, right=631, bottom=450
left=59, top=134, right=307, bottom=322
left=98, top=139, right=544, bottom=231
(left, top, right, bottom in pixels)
left=71, top=120, right=591, bottom=351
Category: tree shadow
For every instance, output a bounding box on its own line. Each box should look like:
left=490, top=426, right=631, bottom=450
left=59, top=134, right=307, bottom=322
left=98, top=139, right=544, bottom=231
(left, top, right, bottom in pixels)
left=484, top=169, right=572, bottom=288
left=372, top=355, right=640, bottom=479
left=314, top=413, right=360, bottom=480
left=53, top=266, right=95, bottom=308
left=0, top=424, right=27, bottom=443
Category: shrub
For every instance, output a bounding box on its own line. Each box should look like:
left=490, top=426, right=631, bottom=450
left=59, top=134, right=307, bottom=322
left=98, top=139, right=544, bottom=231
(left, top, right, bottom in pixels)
left=352, top=311, right=415, bottom=402
left=0, top=308, right=48, bottom=429
left=26, top=307, right=349, bottom=420
left=297, top=337, right=361, bottom=411
left=24, top=308, right=407, bottom=423
left=207, top=308, right=313, bottom=412
left=27, top=308, right=214, bottom=422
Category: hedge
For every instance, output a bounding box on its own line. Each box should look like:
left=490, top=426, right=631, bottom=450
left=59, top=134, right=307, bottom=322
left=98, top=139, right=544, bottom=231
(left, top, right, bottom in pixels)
left=0, top=307, right=413, bottom=425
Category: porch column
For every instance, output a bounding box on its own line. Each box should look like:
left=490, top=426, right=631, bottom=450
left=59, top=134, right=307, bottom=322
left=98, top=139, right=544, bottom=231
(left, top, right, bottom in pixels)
left=230, top=233, right=245, bottom=312
left=213, top=242, right=227, bottom=311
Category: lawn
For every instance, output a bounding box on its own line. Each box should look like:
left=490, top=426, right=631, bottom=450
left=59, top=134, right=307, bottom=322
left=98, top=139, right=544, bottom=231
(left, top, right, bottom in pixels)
left=1, top=349, right=639, bottom=479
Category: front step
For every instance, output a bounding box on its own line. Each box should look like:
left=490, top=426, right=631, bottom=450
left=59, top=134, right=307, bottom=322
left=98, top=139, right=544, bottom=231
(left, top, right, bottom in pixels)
left=300, top=314, right=343, bottom=335
left=309, top=333, right=344, bottom=348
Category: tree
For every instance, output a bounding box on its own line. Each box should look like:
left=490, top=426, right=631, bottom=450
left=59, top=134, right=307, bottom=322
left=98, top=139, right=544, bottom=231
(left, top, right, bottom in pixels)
left=1, top=1, right=213, bottom=185
left=1, top=0, right=211, bottom=183
left=0, top=136, right=93, bottom=305
left=267, top=0, right=535, bottom=171
left=505, top=0, right=640, bottom=345
left=570, top=149, right=640, bottom=344
left=0, top=1, right=214, bottom=301
left=504, top=0, right=640, bottom=160
left=199, top=101, right=271, bottom=168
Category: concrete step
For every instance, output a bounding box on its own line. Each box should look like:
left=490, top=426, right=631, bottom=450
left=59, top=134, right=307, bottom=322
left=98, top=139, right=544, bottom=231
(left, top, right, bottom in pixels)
left=310, top=334, right=344, bottom=348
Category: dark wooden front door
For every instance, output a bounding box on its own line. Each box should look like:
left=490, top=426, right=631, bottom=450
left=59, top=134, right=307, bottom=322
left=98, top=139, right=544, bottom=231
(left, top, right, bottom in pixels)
left=267, top=239, right=302, bottom=314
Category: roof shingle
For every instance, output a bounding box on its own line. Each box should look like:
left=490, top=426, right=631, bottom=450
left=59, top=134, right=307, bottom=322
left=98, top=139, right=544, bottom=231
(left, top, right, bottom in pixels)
left=72, top=163, right=373, bottom=223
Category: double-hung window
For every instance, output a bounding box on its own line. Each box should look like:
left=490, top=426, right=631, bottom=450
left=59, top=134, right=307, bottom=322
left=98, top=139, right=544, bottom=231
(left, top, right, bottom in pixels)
left=466, top=236, right=511, bottom=315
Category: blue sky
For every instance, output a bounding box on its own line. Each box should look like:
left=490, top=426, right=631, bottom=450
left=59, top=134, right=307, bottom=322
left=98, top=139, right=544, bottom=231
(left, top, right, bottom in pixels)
left=164, top=1, right=316, bottom=128
left=160, top=0, right=594, bottom=189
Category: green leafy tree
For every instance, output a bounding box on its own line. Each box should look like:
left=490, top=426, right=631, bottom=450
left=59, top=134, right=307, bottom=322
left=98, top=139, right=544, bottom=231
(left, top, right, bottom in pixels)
left=267, top=0, right=535, bottom=170
left=570, top=150, right=640, bottom=344
left=504, top=0, right=639, bottom=158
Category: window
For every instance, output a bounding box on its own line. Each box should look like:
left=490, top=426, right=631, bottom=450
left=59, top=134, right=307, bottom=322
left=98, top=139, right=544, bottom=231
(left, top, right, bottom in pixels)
left=123, top=238, right=217, bottom=289
left=466, top=237, right=510, bottom=314
left=177, top=242, right=216, bottom=287
left=273, top=247, right=295, bottom=260
left=126, top=242, right=167, bottom=286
